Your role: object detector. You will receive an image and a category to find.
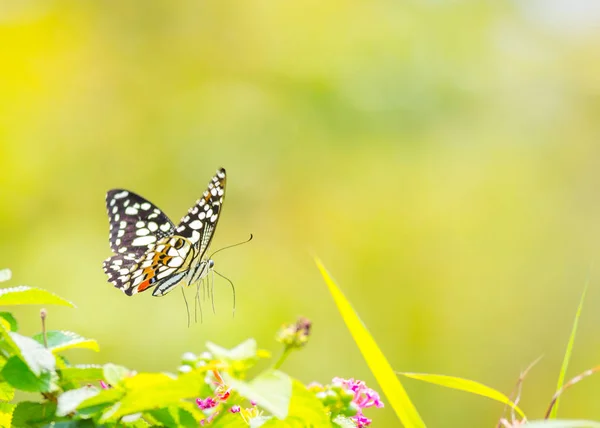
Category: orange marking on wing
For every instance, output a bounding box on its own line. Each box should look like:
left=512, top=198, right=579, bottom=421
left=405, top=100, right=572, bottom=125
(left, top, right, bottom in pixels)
left=137, top=278, right=152, bottom=292
left=136, top=267, right=157, bottom=292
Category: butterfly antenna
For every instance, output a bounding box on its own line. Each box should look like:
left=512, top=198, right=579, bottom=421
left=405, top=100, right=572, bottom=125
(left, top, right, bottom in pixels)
left=181, top=287, right=191, bottom=328
left=209, top=234, right=253, bottom=259
left=214, top=270, right=236, bottom=318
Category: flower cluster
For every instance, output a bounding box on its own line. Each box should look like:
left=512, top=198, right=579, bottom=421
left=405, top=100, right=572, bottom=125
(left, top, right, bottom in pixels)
left=308, top=377, right=383, bottom=427
left=276, top=316, right=312, bottom=349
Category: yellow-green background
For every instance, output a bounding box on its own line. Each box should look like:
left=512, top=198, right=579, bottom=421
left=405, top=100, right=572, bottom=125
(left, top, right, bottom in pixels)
left=2, top=1, right=600, bottom=426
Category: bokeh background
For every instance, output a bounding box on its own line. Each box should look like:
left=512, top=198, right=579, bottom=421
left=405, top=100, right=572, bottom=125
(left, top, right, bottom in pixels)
left=2, top=1, right=600, bottom=426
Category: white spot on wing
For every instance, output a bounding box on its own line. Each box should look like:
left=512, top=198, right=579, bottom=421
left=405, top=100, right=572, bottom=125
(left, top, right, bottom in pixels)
left=148, top=222, right=158, bottom=232
left=168, top=257, right=183, bottom=267
left=191, top=230, right=200, bottom=243
left=114, top=191, right=129, bottom=199
left=125, top=207, right=139, bottom=215
left=141, top=202, right=151, bottom=210
left=160, top=223, right=171, bottom=232
left=189, top=220, right=203, bottom=229
left=136, top=228, right=150, bottom=236
left=132, top=236, right=156, bottom=246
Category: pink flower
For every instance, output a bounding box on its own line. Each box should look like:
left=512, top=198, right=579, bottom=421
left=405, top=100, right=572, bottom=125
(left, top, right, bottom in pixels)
left=196, top=397, right=217, bottom=410
left=331, top=378, right=383, bottom=427
left=230, top=405, right=241, bottom=413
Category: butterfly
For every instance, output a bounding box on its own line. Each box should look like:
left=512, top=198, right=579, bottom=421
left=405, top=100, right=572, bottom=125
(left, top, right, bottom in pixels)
left=103, top=168, right=226, bottom=298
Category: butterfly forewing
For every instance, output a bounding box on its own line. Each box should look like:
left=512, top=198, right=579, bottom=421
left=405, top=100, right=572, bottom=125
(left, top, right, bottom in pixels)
left=105, top=189, right=176, bottom=258
left=175, top=168, right=226, bottom=259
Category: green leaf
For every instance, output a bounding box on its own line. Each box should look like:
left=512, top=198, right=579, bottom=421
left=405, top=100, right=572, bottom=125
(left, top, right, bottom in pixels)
left=0, top=402, right=14, bottom=428
left=397, top=372, right=525, bottom=418
left=261, top=380, right=330, bottom=427
left=0, top=312, right=18, bottom=332
left=101, top=370, right=207, bottom=421
left=149, top=406, right=199, bottom=428
left=103, top=363, right=133, bottom=387
left=314, top=257, right=425, bottom=428
left=42, top=421, right=98, bottom=427
left=224, top=370, right=292, bottom=420
left=524, top=420, right=600, bottom=428
left=212, top=411, right=252, bottom=428
left=333, top=415, right=358, bottom=428
left=57, top=386, right=101, bottom=417
left=250, top=416, right=274, bottom=427
left=32, top=331, right=100, bottom=354
left=0, top=269, right=11, bottom=283
left=9, top=332, right=56, bottom=375
left=1, top=356, right=52, bottom=392
left=12, top=401, right=57, bottom=427
left=59, top=365, right=104, bottom=384
left=206, top=339, right=258, bottom=361
left=0, top=285, right=75, bottom=307
left=551, top=281, right=588, bottom=418
left=77, top=387, right=124, bottom=418
left=0, top=380, right=15, bottom=400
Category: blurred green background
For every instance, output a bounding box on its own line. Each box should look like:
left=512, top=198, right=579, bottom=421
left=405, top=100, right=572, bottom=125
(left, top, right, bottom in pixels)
left=2, top=1, right=600, bottom=426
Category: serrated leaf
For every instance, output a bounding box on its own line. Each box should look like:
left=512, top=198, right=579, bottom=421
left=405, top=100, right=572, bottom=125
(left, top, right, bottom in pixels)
left=261, top=380, right=330, bottom=427
left=32, top=331, right=99, bottom=354
left=0, top=380, right=15, bottom=400
left=0, top=401, right=14, bottom=427
left=59, top=365, right=104, bottom=384
left=314, top=257, right=425, bottom=428
left=1, top=356, right=52, bottom=392
left=12, top=401, right=57, bottom=427
left=9, top=332, right=56, bottom=375
left=224, top=370, right=292, bottom=420
left=206, top=339, right=258, bottom=361
left=397, top=372, right=525, bottom=418
left=0, top=312, right=18, bottom=332
left=0, top=286, right=74, bottom=307
left=57, top=386, right=100, bottom=417
left=0, top=270, right=11, bottom=283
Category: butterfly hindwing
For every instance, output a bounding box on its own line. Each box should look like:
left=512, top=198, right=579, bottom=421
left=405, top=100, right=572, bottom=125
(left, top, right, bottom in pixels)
left=105, top=189, right=176, bottom=258
left=175, top=168, right=226, bottom=258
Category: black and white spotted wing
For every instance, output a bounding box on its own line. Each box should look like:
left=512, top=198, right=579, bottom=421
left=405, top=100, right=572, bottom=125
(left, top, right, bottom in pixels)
left=103, top=168, right=226, bottom=297
left=175, top=167, right=226, bottom=260
left=105, top=189, right=176, bottom=258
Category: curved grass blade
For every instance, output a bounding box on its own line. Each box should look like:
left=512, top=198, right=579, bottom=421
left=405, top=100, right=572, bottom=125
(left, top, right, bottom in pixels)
left=397, top=372, right=525, bottom=419
left=314, top=257, right=425, bottom=428
left=550, top=280, right=588, bottom=418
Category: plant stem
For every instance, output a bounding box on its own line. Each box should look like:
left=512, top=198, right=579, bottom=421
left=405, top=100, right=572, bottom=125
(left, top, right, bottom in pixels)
left=273, top=347, right=292, bottom=370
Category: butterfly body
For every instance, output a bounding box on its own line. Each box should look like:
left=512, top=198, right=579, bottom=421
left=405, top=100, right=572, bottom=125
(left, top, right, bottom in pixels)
left=103, top=168, right=226, bottom=297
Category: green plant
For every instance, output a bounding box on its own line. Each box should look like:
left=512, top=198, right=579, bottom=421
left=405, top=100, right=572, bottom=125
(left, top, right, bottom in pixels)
left=0, top=268, right=383, bottom=427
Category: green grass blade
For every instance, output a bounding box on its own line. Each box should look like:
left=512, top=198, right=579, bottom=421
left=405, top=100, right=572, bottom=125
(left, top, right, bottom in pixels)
left=314, top=257, right=425, bottom=428
left=550, top=280, right=588, bottom=418
left=396, top=372, right=525, bottom=419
